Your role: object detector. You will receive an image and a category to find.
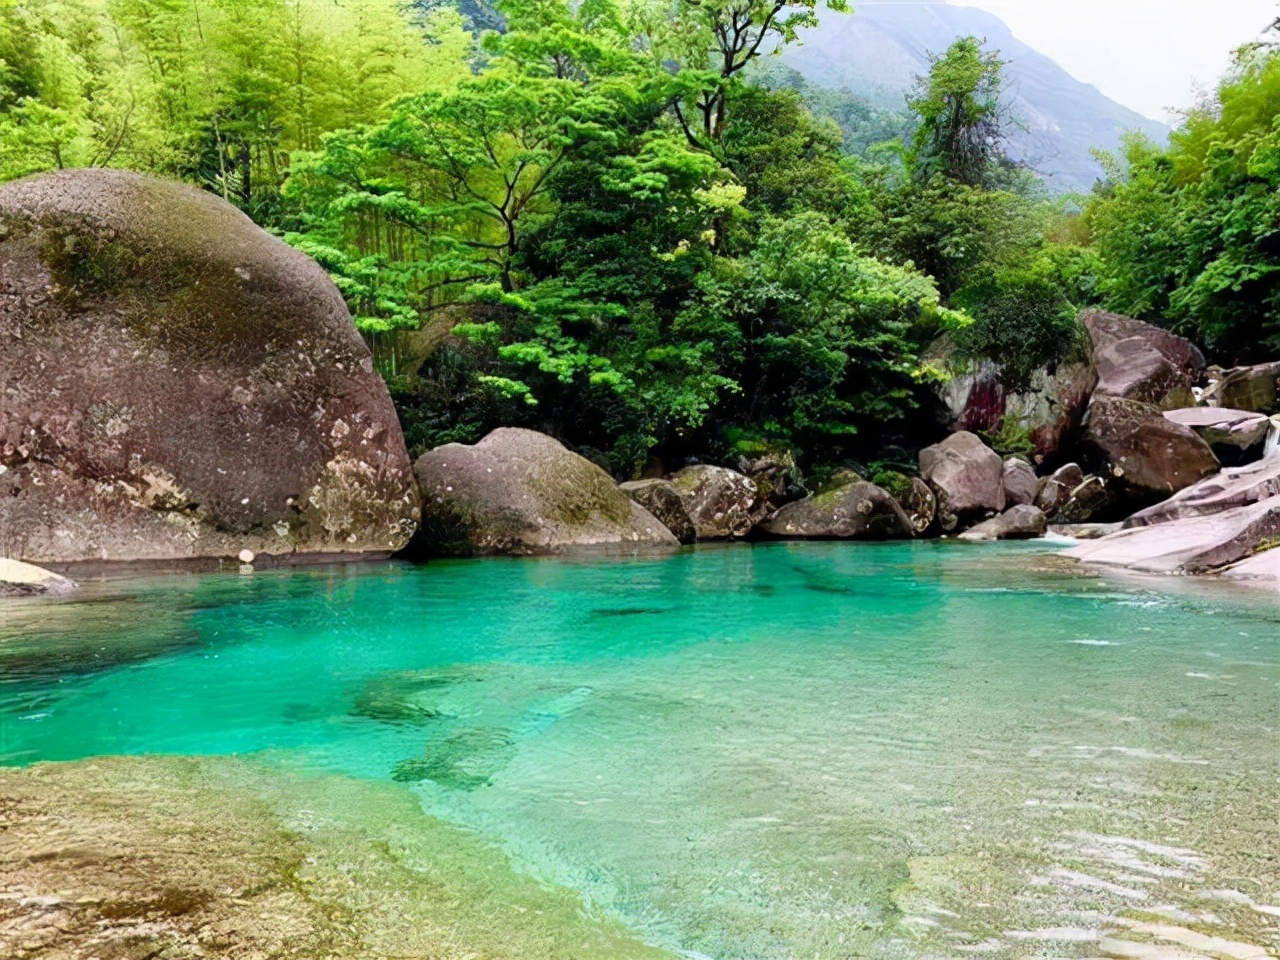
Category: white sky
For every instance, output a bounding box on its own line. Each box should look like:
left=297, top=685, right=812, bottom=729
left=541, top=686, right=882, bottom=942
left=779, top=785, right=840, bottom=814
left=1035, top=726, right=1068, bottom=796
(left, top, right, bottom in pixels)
left=950, top=0, right=1278, bottom=121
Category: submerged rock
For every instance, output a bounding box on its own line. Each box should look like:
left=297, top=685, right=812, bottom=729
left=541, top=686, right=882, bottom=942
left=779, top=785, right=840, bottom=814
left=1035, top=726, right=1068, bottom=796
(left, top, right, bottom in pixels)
left=958, top=504, right=1048, bottom=541
left=620, top=479, right=697, bottom=544
left=669, top=465, right=762, bottom=540
left=412, top=428, right=677, bottom=556
left=918, top=431, right=1005, bottom=530
left=0, top=558, right=78, bottom=597
left=1081, top=396, right=1219, bottom=501
left=1083, top=311, right=1205, bottom=410
left=0, top=169, right=419, bottom=563
left=393, top=726, right=516, bottom=790
left=759, top=481, right=914, bottom=540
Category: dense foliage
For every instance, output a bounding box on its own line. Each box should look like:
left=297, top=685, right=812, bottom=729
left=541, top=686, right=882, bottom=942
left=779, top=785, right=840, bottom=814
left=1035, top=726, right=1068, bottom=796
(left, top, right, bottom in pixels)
left=2, top=0, right=1275, bottom=472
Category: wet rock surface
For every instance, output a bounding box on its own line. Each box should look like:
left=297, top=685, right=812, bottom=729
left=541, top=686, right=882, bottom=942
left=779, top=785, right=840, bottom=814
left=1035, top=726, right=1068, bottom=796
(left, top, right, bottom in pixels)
left=412, top=428, right=677, bottom=556
left=759, top=480, right=914, bottom=540
left=0, top=169, right=418, bottom=563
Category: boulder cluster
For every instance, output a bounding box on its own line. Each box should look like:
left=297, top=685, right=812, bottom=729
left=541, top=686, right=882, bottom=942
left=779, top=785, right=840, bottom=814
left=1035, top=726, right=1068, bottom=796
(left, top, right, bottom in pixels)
left=2, top=170, right=1276, bottom=587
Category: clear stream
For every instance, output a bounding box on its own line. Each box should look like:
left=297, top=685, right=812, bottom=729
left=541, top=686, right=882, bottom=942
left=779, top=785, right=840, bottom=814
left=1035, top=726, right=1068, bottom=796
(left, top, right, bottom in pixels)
left=2, top=542, right=1278, bottom=959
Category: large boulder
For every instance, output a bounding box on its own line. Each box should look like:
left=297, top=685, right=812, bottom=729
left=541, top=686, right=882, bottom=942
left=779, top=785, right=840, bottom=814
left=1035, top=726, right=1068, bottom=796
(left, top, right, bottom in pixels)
left=0, top=170, right=418, bottom=563
left=1064, top=498, right=1280, bottom=575
left=1052, top=475, right=1113, bottom=523
left=1082, top=311, right=1205, bottom=410
left=412, top=429, right=677, bottom=556
left=918, top=431, right=1005, bottom=531
left=1124, top=457, right=1280, bottom=528
left=957, top=504, right=1048, bottom=541
left=758, top=481, right=914, bottom=540
left=0, top=558, right=78, bottom=597
left=1081, top=396, right=1219, bottom=502
left=669, top=465, right=761, bottom=540
left=1163, top=407, right=1272, bottom=465
left=1216, top=361, right=1280, bottom=414
left=899, top=476, right=937, bottom=535
left=1001, top=459, right=1038, bottom=507
left=619, top=479, right=696, bottom=544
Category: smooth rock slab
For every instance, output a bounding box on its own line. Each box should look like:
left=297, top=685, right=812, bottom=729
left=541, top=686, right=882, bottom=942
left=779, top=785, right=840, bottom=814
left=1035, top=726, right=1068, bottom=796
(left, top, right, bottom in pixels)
left=1125, top=456, right=1280, bottom=528
left=1163, top=407, right=1272, bottom=463
left=1064, top=498, right=1280, bottom=574
left=0, top=558, right=78, bottom=597
left=1221, top=547, right=1280, bottom=583
left=412, top=429, right=677, bottom=556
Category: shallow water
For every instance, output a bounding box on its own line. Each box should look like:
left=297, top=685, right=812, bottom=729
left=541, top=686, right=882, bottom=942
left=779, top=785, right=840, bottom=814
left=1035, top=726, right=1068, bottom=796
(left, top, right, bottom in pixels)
left=2, top=542, right=1278, bottom=959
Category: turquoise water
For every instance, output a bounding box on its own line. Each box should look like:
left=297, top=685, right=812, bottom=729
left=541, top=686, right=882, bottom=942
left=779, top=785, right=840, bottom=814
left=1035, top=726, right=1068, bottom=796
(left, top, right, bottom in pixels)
left=2, top=542, right=1278, bottom=958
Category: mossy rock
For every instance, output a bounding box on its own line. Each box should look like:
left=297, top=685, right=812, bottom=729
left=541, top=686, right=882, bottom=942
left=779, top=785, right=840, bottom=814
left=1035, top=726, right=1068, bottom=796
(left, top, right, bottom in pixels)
left=0, top=169, right=419, bottom=562
left=410, top=428, right=678, bottom=556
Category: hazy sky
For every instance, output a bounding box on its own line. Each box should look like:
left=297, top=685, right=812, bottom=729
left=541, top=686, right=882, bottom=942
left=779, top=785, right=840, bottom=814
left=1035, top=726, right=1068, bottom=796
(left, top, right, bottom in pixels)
left=950, top=0, right=1277, bottom=121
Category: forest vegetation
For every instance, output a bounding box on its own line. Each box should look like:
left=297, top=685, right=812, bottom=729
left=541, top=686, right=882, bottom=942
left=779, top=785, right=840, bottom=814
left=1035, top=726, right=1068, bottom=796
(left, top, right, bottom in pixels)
left=2, top=0, right=1277, bottom=476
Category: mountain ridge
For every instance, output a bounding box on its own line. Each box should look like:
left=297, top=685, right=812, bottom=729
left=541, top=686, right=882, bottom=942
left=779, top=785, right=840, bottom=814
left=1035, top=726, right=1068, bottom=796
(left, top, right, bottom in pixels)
left=782, top=1, right=1171, bottom=192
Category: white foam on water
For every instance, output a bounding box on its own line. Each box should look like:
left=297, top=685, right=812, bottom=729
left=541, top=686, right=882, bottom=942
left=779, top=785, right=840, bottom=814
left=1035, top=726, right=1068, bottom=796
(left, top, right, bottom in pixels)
left=1071, top=639, right=1117, bottom=646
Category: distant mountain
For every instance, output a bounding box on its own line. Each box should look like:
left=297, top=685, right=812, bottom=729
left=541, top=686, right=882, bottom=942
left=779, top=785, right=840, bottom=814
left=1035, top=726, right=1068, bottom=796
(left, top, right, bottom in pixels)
left=780, top=1, right=1171, bottom=193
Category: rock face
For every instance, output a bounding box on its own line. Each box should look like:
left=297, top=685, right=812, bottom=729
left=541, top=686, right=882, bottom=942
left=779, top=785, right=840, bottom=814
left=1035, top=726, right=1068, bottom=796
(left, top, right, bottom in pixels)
left=0, top=170, right=419, bottom=563
left=619, top=479, right=696, bottom=544
left=1052, top=475, right=1113, bottom=523
left=1082, top=396, right=1220, bottom=501
left=1124, top=457, right=1280, bottom=528
left=0, top=558, right=78, bottom=597
left=937, top=358, right=1095, bottom=463
left=1083, top=311, right=1205, bottom=409
left=918, top=431, right=1005, bottom=530
left=1001, top=459, right=1038, bottom=507
left=1163, top=407, right=1272, bottom=465
left=1216, top=361, right=1280, bottom=414
left=958, top=504, right=1047, bottom=541
left=412, top=429, right=677, bottom=556
left=759, top=481, right=914, bottom=540
left=669, top=465, right=761, bottom=539
left=1064, top=498, right=1280, bottom=575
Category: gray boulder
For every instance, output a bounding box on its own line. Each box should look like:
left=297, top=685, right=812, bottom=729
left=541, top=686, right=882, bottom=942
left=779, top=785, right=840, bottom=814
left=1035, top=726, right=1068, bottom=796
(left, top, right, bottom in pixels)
left=1163, top=407, right=1272, bottom=464
left=759, top=481, right=914, bottom=540
left=1083, top=311, right=1205, bottom=410
left=1216, top=361, right=1280, bottom=414
left=412, top=429, right=677, bottom=556
left=1082, top=396, right=1220, bottom=500
left=0, top=558, right=78, bottom=597
left=958, top=504, right=1048, bottom=541
left=1064, top=497, right=1280, bottom=575
left=669, top=465, right=762, bottom=539
left=620, top=479, right=696, bottom=544
left=1002, top=459, right=1038, bottom=507
left=1125, top=456, right=1280, bottom=528
left=919, top=431, right=1005, bottom=531
left=0, top=169, right=419, bottom=563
